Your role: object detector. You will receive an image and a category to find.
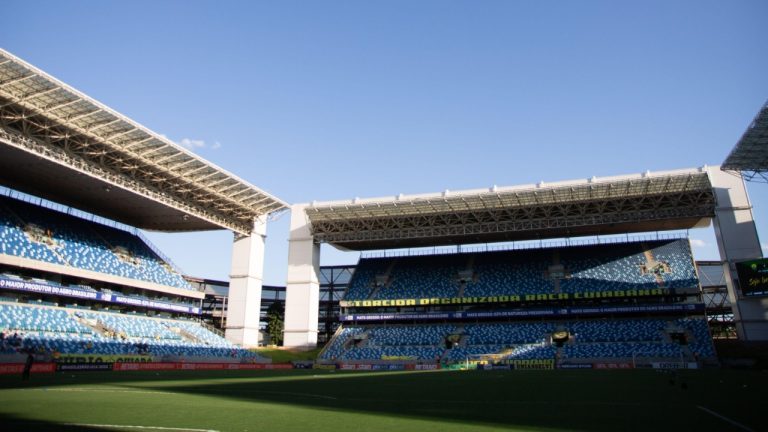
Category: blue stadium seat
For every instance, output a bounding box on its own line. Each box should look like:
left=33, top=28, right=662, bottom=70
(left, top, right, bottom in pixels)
left=0, top=302, right=265, bottom=362
left=0, top=196, right=192, bottom=290
left=321, top=316, right=716, bottom=363
left=344, top=239, right=698, bottom=301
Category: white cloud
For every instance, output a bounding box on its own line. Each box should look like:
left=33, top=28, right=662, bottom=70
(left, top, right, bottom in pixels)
left=178, top=138, right=206, bottom=149
left=690, top=239, right=707, bottom=248
left=762, top=243, right=768, bottom=251
left=176, top=138, right=221, bottom=151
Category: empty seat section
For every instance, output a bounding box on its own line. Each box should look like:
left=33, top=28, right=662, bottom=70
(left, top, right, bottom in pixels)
left=0, top=195, right=192, bottom=290
left=0, top=302, right=265, bottom=362
left=343, top=239, right=698, bottom=301
left=322, top=316, right=717, bottom=363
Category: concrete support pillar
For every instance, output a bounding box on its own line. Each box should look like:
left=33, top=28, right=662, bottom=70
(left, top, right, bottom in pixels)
left=707, top=166, right=766, bottom=340
left=283, top=204, right=321, bottom=349
left=225, top=216, right=267, bottom=347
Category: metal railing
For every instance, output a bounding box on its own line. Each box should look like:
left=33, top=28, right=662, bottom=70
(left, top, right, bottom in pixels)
left=361, top=232, right=689, bottom=259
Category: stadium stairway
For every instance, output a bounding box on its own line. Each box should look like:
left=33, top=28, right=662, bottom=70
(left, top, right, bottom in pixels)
left=455, top=281, right=466, bottom=298
left=455, top=255, right=476, bottom=298
left=642, top=243, right=666, bottom=287
left=176, top=327, right=207, bottom=344
left=453, top=325, right=468, bottom=347
left=73, top=312, right=109, bottom=336
left=367, top=260, right=398, bottom=300
left=317, top=325, right=346, bottom=360
left=438, top=348, right=449, bottom=361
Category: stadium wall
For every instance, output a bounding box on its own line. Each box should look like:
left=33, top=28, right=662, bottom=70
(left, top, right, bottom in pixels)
left=708, top=167, right=766, bottom=340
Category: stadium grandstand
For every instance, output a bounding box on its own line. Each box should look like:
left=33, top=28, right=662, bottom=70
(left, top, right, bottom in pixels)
left=0, top=48, right=287, bottom=367
left=0, top=47, right=765, bottom=374
left=317, top=236, right=718, bottom=368
left=284, top=159, right=764, bottom=370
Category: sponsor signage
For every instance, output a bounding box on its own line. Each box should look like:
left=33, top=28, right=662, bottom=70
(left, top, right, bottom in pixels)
left=3, top=361, right=294, bottom=374
left=109, top=295, right=200, bottom=314
left=381, top=355, right=416, bottom=361
left=650, top=362, right=698, bottom=370
left=292, top=361, right=314, bottom=369
left=736, top=258, right=768, bottom=297
left=372, top=364, right=406, bottom=371
left=340, top=288, right=672, bottom=308
left=508, top=359, right=554, bottom=370
left=112, top=362, right=292, bottom=371
left=411, top=364, right=440, bottom=370
left=58, top=354, right=154, bottom=364
left=0, top=278, right=99, bottom=300
left=443, top=363, right=474, bottom=370
left=57, top=362, right=113, bottom=372
left=313, top=364, right=337, bottom=370
left=594, top=362, right=634, bottom=369
left=335, top=363, right=441, bottom=371
left=558, top=364, right=594, bottom=369
left=0, top=277, right=200, bottom=314
left=338, top=364, right=373, bottom=370
left=340, top=303, right=704, bottom=322
left=0, top=363, right=56, bottom=375
left=481, top=364, right=512, bottom=370
left=113, top=362, right=177, bottom=371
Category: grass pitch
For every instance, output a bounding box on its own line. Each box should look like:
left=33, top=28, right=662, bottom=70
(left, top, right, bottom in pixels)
left=0, top=368, right=764, bottom=432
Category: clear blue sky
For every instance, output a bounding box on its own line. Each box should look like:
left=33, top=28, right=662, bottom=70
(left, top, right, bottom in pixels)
left=2, top=1, right=766, bottom=285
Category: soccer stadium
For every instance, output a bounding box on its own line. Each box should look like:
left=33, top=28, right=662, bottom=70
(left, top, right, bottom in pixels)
left=0, top=26, right=767, bottom=432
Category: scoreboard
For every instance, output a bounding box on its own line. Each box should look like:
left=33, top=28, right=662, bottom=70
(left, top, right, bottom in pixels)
left=736, top=258, right=768, bottom=297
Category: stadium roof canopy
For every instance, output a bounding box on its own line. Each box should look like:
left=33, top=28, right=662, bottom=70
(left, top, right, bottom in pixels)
left=0, top=49, right=287, bottom=235
left=722, top=100, right=768, bottom=182
left=305, top=168, right=716, bottom=251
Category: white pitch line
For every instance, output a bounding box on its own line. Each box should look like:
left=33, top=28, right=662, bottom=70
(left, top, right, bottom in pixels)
left=337, top=397, right=644, bottom=406
left=32, top=388, right=174, bottom=395
left=65, top=424, right=219, bottom=432
left=214, top=389, right=338, bottom=400
left=28, top=387, right=337, bottom=400
left=696, top=406, right=755, bottom=432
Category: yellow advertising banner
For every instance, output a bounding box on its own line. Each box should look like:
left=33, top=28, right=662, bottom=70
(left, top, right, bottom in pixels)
left=509, top=359, right=554, bottom=370
left=57, top=354, right=154, bottom=363
left=381, top=355, right=417, bottom=361
left=340, top=288, right=669, bottom=308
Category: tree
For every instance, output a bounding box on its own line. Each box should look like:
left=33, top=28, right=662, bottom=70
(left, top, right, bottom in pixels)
left=265, top=301, right=284, bottom=346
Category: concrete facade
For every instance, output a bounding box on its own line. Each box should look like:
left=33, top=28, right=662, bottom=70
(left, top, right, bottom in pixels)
left=225, top=216, right=267, bottom=347
left=708, top=167, right=766, bottom=340
left=283, top=204, right=321, bottom=349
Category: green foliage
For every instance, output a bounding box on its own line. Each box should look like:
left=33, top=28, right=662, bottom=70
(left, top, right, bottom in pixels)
left=265, top=301, right=284, bottom=346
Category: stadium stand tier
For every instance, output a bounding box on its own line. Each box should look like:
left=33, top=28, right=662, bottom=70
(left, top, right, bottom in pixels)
left=327, top=239, right=714, bottom=367
left=320, top=317, right=716, bottom=364
left=0, top=195, right=192, bottom=290
left=0, top=270, right=198, bottom=310
left=0, top=301, right=265, bottom=362
left=344, top=239, right=697, bottom=301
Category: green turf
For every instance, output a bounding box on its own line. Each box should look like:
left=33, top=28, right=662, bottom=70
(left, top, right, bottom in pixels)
left=254, top=347, right=322, bottom=363
left=0, top=369, right=764, bottom=432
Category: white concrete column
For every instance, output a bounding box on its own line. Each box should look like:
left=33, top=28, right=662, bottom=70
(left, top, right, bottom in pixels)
left=283, top=204, right=321, bottom=349
left=708, top=166, right=766, bottom=341
left=225, top=216, right=267, bottom=347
